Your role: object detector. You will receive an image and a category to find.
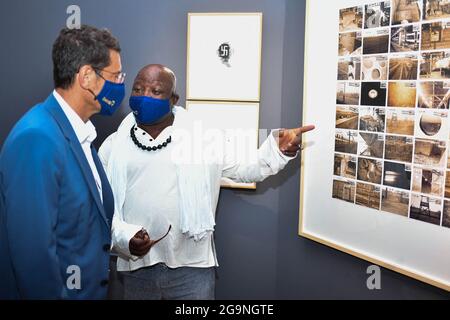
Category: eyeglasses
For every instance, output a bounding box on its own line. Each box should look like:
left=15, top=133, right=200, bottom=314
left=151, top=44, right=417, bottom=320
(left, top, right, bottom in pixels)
left=151, top=225, right=172, bottom=246
left=94, top=68, right=126, bottom=84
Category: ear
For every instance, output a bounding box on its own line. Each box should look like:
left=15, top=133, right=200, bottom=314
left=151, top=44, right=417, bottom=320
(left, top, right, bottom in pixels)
left=77, top=65, right=95, bottom=90
left=170, top=92, right=180, bottom=106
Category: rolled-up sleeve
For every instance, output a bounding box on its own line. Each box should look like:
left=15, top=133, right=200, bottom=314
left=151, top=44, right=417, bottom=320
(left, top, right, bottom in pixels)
left=222, top=129, right=296, bottom=183
left=98, top=133, right=142, bottom=261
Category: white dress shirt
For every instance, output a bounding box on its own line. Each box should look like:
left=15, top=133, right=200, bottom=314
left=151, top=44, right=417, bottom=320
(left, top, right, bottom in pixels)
left=100, top=124, right=217, bottom=270
left=53, top=90, right=103, bottom=202
left=99, top=109, right=295, bottom=272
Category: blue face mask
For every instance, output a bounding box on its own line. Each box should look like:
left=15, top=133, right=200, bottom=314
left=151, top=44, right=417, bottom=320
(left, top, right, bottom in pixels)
left=129, top=96, right=171, bottom=125
left=92, top=79, right=126, bottom=116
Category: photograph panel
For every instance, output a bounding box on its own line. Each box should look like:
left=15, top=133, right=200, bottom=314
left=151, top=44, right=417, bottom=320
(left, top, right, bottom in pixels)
left=447, top=144, right=450, bottom=169
left=186, top=101, right=259, bottom=189
left=359, top=107, right=385, bottom=132
left=386, top=108, right=415, bottom=135
left=337, top=82, right=360, bottom=105
left=383, top=161, right=412, bottom=190
left=443, top=199, right=450, bottom=227
left=356, top=182, right=381, bottom=210
left=332, top=177, right=356, bottom=203
left=423, top=0, right=450, bottom=21
left=391, top=24, right=420, bottom=52
left=187, top=13, right=262, bottom=101
left=362, top=55, right=388, bottom=80
left=385, top=135, right=414, bottom=162
left=334, top=153, right=357, bottom=179
left=420, top=51, right=450, bottom=79
left=392, top=0, right=422, bottom=24
left=414, top=138, right=447, bottom=167
left=358, top=157, right=383, bottom=184
left=358, top=132, right=385, bottom=158
left=339, top=31, right=363, bottom=56
left=415, top=109, right=448, bottom=140
left=421, top=21, right=450, bottom=51
left=381, top=187, right=410, bottom=216
left=365, top=1, right=391, bottom=28
left=445, top=170, right=450, bottom=198
left=335, top=129, right=358, bottom=154
left=412, top=167, right=445, bottom=196
left=336, top=105, right=359, bottom=129
left=339, top=6, right=364, bottom=32
left=417, top=81, right=450, bottom=108
left=387, top=81, right=417, bottom=107
left=338, top=56, right=361, bottom=80
left=361, top=81, right=387, bottom=106
left=410, top=193, right=442, bottom=226
left=389, top=53, right=419, bottom=80
left=363, top=28, right=390, bottom=55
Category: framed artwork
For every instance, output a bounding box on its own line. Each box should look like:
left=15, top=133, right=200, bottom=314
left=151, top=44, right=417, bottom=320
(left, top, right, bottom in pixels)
left=186, top=13, right=263, bottom=102
left=185, top=101, right=260, bottom=189
left=300, top=0, right=450, bottom=291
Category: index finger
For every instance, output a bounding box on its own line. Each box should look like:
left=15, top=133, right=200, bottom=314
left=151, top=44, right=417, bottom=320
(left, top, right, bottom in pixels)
left=294, top=125, right=315, bottom=135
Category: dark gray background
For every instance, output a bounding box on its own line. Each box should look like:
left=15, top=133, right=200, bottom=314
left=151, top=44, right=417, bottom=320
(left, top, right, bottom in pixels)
left=0, top=0, right=448, bottom=299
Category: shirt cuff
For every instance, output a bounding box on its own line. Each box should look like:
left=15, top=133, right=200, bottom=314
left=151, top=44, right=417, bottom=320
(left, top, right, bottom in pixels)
left=270, top=129, right=298, bottom=161
left=112, top=220, right=143, bottom=261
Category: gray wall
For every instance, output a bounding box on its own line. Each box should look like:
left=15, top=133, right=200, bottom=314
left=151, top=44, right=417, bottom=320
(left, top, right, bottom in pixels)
left=0, top=0, right=448, bottom=299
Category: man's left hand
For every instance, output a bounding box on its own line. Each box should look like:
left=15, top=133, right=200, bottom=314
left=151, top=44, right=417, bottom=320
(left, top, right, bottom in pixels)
left=278, top=125, right=315, bottom=157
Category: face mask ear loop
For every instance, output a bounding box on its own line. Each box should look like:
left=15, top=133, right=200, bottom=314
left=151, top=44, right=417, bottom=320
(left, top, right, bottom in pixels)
left=79, top=67, right=100, bottom=101
left=87, top=88, right=98, bottom=101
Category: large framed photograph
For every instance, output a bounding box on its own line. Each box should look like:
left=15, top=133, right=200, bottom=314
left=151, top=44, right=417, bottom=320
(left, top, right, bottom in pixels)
left=186, top=13, right=263, bottom=102
left=301, top=0, right=450, bottom=291
left=185, top=101, right=259, bottom=189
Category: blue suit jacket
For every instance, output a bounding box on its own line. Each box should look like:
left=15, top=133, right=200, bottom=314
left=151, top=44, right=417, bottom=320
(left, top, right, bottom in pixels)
left=0, top=94, right=114, bottom=299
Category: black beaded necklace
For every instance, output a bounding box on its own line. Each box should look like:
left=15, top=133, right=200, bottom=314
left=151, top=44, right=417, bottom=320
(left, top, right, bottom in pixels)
left=130, top=125, right=172, bottom=152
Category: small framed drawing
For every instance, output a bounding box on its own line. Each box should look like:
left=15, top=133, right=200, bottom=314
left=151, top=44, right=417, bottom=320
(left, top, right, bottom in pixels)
left=187, top=13, right=263, bottom=102
left=300, top=0, right=450, bottom=292
left=185, top=101, right=260, bottom=190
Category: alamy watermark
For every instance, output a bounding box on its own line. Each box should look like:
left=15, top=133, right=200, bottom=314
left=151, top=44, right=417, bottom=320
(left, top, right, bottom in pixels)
left=66, top=5, right=81, bottom=29
left=66, top=265, right=81, bottom=290
left=366, top=265, right=381, bottom=290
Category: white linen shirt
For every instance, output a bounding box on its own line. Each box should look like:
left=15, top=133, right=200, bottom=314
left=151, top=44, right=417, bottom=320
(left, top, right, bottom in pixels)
left=99, top=111, right=294, bottom=272
left=53, top=90, right=103, bottom=201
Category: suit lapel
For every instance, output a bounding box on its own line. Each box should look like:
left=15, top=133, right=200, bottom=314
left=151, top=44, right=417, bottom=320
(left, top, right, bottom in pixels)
left=91, top=145, right=114, bottom=221
left=68, top=139, right=109, bottom=227
left=44, top=94, right=110, bottom=228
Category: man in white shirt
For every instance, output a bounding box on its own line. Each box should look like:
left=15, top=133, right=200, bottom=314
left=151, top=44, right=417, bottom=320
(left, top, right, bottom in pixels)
left=99, top=64, right=314, bottom=300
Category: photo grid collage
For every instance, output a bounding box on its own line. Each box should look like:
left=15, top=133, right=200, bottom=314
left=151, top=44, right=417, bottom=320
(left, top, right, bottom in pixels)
left=334, top=0, right=450, bottom=229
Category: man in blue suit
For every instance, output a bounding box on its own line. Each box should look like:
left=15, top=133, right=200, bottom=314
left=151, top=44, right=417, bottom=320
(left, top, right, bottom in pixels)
left=0, top=25, right=126, bottom=299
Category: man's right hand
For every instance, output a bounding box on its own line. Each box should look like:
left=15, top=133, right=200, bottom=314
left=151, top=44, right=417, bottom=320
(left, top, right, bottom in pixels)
left=129, top=225, right=172, bottom=257
left=129, top=229, right=152, bottom=256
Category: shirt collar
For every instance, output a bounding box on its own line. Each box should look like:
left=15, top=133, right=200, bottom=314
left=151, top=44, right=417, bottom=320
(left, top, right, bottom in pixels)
left=53, top=90, right=97, bottom=144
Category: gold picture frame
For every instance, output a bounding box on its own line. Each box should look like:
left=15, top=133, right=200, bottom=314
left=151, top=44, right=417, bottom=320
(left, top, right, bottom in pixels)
left=299, top=0, right=450, bottom=292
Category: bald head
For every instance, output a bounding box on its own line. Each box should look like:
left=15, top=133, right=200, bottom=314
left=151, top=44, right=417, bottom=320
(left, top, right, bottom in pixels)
left=131, top=64, right=179, bottom=104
